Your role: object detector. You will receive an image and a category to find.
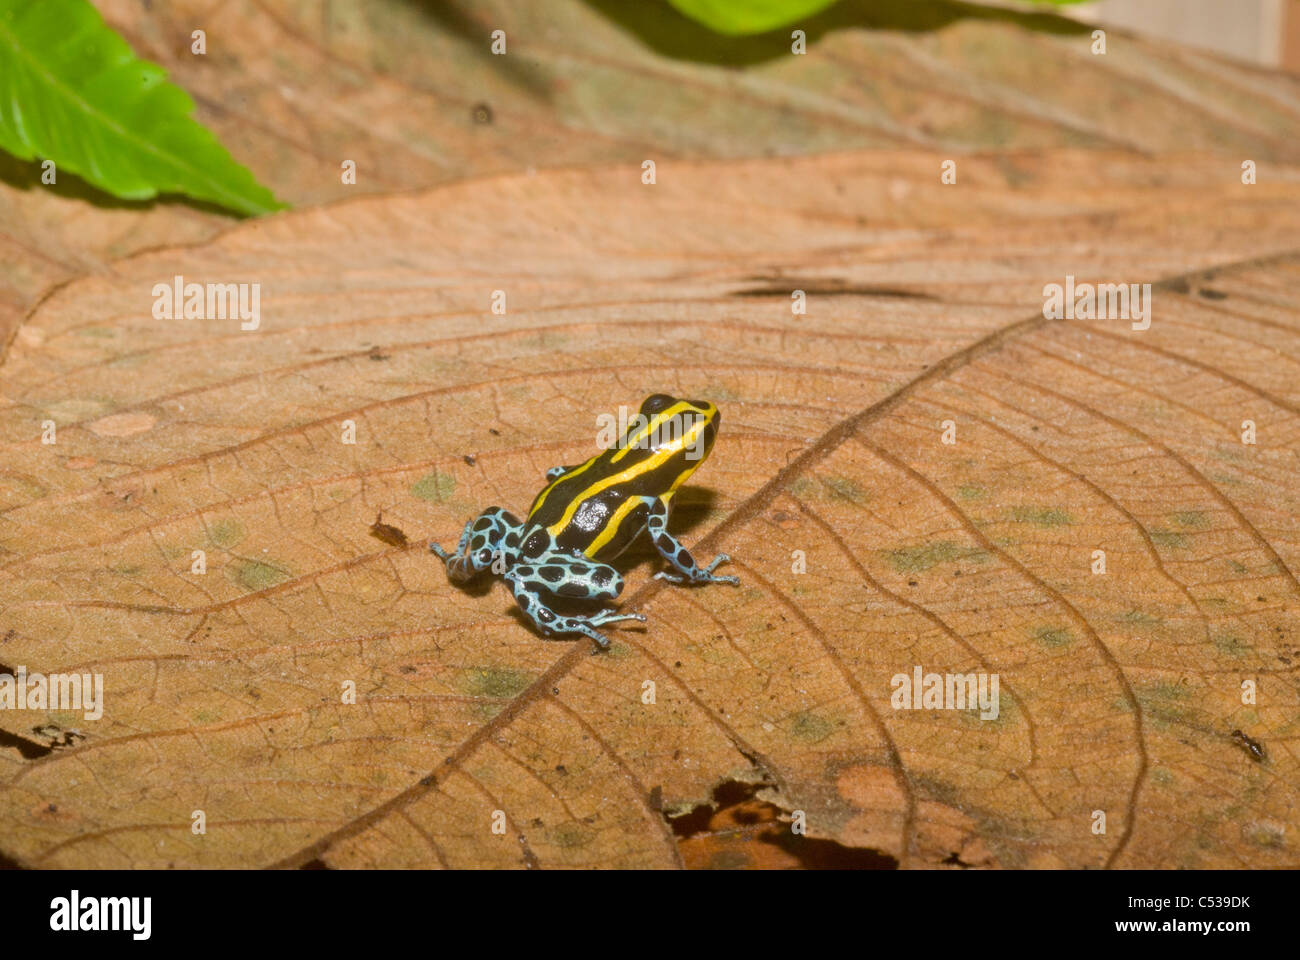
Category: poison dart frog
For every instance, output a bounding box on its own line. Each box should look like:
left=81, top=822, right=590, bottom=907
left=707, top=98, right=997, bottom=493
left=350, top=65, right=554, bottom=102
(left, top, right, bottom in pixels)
left=430, top=394, right=739, bottom=650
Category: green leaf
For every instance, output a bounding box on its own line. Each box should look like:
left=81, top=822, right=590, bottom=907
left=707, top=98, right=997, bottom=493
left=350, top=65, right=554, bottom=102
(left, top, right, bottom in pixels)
left=665, top=0, right=840, bottom=35
left=665, top=0, right=1093, bottom=36
left=0, top=0, right=284, bottom=216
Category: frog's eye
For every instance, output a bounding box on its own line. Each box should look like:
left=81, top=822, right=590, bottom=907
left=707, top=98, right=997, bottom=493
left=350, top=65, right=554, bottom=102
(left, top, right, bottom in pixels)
left=476, top=548, right=493, bottom=566
left=639, top=394, right=676, bottom=416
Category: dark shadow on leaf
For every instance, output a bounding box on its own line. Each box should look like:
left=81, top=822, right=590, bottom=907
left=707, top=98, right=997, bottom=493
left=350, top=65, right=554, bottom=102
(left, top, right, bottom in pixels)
left=0, top=726, right=52, bottom=760
left=669, top=778, right=899, bottom=869
left=403, top=0, right=554, bottom=101
left=584, top=0, right=1090, bottom=67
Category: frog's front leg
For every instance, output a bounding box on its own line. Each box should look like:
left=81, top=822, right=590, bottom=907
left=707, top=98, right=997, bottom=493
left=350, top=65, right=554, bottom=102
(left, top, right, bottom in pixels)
left=642, top=496, right=740, bottom=586
left=430, top=507, right=521, bottom=583
left=505, top=558, right=644, bottom=650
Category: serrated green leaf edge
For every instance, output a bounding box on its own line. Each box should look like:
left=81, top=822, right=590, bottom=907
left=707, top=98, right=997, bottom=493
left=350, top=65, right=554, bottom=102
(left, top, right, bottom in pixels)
left=0, top=0, right=285, bottom=216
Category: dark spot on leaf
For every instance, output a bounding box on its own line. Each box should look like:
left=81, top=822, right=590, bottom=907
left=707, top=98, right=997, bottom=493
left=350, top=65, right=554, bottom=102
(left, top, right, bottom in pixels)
left=1231, top=729, right=1265, bottom=762
left=0, top=727, right=52, bottom=760
left=369, top=513, right=408, bottom=547
left=732, top=278, right=936, bottom=300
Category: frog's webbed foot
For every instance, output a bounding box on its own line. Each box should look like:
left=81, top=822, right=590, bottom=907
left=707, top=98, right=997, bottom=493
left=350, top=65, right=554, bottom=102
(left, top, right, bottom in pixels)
left=644, top=497, right=740, bottom=586
left=562, top=612, right=645, bottom=651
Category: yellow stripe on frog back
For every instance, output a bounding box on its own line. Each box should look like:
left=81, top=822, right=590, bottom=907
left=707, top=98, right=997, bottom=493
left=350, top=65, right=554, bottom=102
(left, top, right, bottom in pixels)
left=583, top=493, right=652, bottom=556
left=544, top=413, right=711, bottom=538
left=610, top=400, right=708, bottom=464
left=527, top=452, right=600, bottom=518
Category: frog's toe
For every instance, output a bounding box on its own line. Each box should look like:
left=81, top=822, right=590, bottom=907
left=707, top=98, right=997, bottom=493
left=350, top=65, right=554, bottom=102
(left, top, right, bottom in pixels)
left=702, top=554, right=740, bottom=585
left=563, top=620, right=611, bottom=650
left=591, top=610, right=645, bottom=626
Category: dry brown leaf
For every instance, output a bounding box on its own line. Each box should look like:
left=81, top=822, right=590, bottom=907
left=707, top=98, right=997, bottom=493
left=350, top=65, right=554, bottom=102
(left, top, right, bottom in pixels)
left=1, top=151, right=1298, bottom=868
left=6, top=0, right=1300, bottom=352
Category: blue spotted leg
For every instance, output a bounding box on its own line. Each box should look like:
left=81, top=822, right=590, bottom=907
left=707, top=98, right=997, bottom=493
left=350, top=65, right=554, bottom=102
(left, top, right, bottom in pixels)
left=429, top=507, right=519, bottom=583
left=431, top=509, right=645, bottom=649
left=505, top=555, right=644, bottom=650
left=643, top=496, right=739, bottom=586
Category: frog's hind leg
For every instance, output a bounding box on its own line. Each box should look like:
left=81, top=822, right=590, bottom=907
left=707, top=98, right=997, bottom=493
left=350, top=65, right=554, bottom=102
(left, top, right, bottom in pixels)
left=642, top=496, right=740, bottom=586
left=430, top=507, right=520, bottom=583
left=506, top=559, right=644, bottom=651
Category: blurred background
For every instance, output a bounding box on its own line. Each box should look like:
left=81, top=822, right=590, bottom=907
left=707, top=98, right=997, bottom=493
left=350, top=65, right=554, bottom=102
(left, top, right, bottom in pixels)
left=4, top=0, right=1298, bottom=351
left=1049, top=0, right=1299, bottom=69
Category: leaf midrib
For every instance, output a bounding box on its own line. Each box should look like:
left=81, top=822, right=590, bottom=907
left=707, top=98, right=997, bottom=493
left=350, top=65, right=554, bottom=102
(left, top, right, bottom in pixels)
left=268, top=244, right=1300, bottom=870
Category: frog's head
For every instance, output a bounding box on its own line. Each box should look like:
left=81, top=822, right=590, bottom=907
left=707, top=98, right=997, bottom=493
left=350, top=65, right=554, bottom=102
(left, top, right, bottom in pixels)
left=638, top=394, right=717, bottom=420
left=636, top=394, right=719, bottom=463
